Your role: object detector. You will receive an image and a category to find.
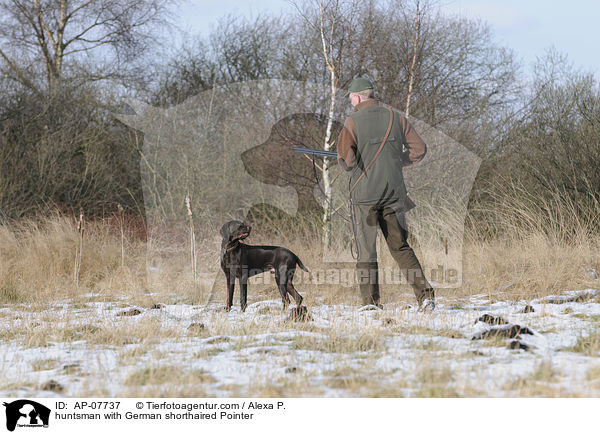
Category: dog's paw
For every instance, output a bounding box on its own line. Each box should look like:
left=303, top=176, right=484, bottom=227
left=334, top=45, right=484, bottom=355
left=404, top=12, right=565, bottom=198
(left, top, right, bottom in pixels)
left=285, top=306, right=313, bottom=322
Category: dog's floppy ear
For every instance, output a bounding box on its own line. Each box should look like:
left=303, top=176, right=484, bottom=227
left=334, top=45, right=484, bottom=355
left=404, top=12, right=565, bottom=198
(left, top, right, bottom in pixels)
left=220, top=222, right=231, bottom=238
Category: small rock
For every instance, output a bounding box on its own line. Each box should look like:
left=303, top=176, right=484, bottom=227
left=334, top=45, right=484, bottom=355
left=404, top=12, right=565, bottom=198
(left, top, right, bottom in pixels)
left=41, top=380, right=64, bottom=392
left=116, top=308, right=142, bottom=317
left=150, top=303, right=165, bottom=310
left=204, top=336, right=230, bottom=344
left=507, top=340, right=530, bottom=351
left=359, top=304, right=383, bottom=311
left=253, top=347, right=274, bottom=355
left=287, top=306, right=313, bottom=322
left=475, top=314, right=509, bottom=325
left=63, top=364, right=80, bottom=374
left=285, top=366, right=298, bottom=374
left=472, top=324, right=535, bottom=340
left=540, top=289, right=598, bottom=304
left=187, top=322, right=206, bottom=332
left=520, top=305, right=535, bottom=313
left=383, top=318, right=396, bottom=326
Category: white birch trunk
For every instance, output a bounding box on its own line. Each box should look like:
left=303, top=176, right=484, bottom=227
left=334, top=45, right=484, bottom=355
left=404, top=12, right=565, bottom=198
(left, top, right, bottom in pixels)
left=321, top=68, right=337, bottom=248
left=318, top=0, right=338, bottom=250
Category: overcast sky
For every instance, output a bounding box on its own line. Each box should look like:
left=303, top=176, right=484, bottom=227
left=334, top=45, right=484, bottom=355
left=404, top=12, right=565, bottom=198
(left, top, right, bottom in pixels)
left=174, top=0, right=600, bottom=76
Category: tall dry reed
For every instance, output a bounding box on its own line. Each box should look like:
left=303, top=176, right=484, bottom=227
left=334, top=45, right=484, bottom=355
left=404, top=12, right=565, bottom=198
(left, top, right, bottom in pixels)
left=0, top=181, right=597, bottom=306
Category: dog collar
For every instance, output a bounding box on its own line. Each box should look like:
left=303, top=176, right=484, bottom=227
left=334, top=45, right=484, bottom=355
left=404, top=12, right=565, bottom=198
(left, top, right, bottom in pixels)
left=223, top=241, right=239, bottom=253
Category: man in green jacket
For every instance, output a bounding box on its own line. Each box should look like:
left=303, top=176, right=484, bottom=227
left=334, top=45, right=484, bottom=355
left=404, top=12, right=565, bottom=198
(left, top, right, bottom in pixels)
left=337, top=77, right=435, bottom=312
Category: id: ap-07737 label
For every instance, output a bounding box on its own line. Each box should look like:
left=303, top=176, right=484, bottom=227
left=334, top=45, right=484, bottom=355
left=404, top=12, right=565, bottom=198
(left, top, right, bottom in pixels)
left=56, top=401, right=121, bottom=410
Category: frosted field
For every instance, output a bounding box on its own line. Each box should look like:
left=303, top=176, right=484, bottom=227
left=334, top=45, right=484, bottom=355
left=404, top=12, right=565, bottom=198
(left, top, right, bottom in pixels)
left=0, top=287, right=599, bottom=398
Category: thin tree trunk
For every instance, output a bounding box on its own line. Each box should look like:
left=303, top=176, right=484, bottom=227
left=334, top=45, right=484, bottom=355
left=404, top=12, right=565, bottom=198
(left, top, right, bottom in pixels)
left=322, top=68, right=337, bottom=248
left=74, top=210, right=84, bottom=288
left=405, top=1, right=421, bottom=116
left=185, top=194, right=197, bottom=283
left=319, top=0, right=338, bottom=250
left=118, top=204, right=125, bottom=268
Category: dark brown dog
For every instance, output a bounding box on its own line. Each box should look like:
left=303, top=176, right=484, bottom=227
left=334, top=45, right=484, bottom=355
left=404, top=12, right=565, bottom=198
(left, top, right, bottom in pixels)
left=220, top=220, right=308, bottom=312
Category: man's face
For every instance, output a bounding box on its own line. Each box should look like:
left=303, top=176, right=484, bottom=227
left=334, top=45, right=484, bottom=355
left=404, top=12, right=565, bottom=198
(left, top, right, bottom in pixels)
left=349, top=93, right=360, bottom=107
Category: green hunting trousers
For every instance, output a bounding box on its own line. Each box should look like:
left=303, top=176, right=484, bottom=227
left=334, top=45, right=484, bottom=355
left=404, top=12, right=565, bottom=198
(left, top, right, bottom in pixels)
left=350, top=201, right=434, bottom=306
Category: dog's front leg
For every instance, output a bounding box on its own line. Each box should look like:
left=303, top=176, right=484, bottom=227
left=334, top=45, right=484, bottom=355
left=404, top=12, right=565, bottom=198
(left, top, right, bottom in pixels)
left=240, top=267, right=248, bottom=312
left=225, top=270, right=235, bottom=311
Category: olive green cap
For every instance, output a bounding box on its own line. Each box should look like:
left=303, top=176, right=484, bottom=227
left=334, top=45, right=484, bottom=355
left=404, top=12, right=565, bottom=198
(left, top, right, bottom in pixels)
left=344, top=77, right=374, bottom=97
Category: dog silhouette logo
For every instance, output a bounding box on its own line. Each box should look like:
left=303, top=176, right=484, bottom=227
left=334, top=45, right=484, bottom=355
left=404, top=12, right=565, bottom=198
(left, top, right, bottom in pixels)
left=3, top=400, right=50, bottom=431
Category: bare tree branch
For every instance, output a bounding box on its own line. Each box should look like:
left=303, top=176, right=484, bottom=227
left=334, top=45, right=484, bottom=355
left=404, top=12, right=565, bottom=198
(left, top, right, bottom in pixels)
left=0, top=46, right=41, bottom=94
left=0, top=0, right=176, bottom=91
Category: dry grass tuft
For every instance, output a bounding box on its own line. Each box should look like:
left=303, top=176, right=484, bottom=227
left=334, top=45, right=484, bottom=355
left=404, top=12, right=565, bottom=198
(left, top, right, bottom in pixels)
left=291, top=330, right=387, bottom=354
left=124, top=365, right=216, bottom=387
left=586, top=366, right=600, bottom=381
left=563, top=333, right=600, bottom=356
left=31, top=358, right=60, bottom=371
left=414, top=364, right=458, bottom=397
left=502, top=360, right=565, bottom=397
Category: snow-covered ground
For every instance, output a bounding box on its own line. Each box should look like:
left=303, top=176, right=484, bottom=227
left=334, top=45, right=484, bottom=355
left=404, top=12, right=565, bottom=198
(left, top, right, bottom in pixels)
left=0, top=289, right=599, bottom=397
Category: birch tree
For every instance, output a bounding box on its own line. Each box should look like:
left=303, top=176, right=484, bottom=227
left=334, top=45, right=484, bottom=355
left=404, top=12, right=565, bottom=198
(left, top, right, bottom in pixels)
left=294, top=0, right=359, bottom=248
left=403, top=0, right=424, bottom=116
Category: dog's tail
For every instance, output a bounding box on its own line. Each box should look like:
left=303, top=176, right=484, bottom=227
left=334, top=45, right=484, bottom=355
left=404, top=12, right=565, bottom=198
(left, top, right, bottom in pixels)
left=296, top=257, right=310, bottom=273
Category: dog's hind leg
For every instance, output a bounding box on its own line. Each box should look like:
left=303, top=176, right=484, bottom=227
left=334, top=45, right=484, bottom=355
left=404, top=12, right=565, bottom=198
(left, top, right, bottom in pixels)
left=286, top=278, right=303, bottom=307
left=275, top=270, right=290, bottom=309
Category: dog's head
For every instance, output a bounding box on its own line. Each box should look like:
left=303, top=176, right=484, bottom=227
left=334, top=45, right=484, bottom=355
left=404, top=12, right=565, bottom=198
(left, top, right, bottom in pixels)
left=220, top=220, right=252, bottom=243
left=240, top=113, right=342, bottom=213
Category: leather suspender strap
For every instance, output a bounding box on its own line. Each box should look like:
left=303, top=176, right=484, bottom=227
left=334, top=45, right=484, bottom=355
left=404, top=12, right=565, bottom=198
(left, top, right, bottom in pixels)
left=349, top=107, right=394, bottom=194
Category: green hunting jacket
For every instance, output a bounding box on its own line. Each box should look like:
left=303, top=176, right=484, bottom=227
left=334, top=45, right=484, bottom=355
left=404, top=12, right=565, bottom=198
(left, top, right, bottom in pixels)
left=337, top=99, right=427, bottom=206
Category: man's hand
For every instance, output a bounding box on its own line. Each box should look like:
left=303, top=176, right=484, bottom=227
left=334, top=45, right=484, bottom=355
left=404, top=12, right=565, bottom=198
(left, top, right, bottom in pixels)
left=401, top=147, right=411, bottom=166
